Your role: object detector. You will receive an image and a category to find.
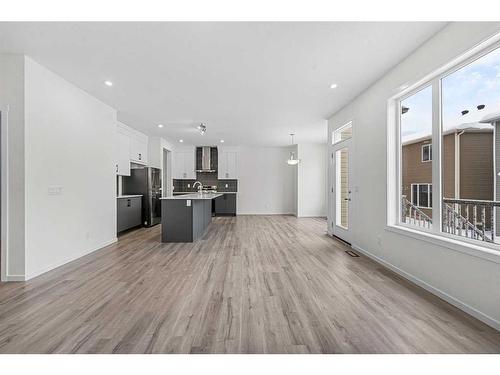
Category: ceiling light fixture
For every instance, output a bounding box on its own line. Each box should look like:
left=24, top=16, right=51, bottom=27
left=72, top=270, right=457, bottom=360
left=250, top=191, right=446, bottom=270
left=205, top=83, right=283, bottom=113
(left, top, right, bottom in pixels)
left=104, top=80, right=113, bottom=87
left=179, top=139, right=184, bottom=143
left=197, top=123, right=207, bottom=135
left=220, top=139, right=225, bottom=143
left=330, top=83, right=338, bottom=89
left=157, top=124, right=164, bottom=128
left=286, top=134, right=300, bottom=166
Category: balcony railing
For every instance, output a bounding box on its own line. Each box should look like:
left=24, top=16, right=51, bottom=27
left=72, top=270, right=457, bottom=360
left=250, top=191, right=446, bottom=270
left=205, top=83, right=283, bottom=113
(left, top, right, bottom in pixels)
left=401, top=195, right=432, bottom=229
left=442, top=198, right=500, bottom=243
left=401, top=195, right=500, bottom=243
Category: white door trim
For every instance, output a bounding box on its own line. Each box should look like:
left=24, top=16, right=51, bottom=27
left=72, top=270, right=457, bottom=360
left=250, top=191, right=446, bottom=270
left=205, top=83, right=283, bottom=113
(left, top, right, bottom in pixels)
left=332, top=138, right=353, bottom=244
left=1, top=105, right=10, bottom=282
left=329, top=119, right=355, bottom=244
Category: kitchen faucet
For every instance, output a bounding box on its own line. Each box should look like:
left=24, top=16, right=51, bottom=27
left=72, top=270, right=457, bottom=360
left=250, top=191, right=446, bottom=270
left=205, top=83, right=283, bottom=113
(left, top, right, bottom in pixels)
left=193, top=181, right=203, bottom=192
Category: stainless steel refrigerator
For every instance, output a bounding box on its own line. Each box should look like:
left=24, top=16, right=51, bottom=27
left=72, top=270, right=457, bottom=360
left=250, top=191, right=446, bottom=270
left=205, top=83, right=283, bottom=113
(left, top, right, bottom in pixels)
left=122, top=167, right=162, bottom=227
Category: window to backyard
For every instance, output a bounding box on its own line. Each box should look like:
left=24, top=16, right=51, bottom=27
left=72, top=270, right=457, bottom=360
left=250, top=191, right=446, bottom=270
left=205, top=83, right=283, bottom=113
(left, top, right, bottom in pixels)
left=395, top=40, right=500, bottom=248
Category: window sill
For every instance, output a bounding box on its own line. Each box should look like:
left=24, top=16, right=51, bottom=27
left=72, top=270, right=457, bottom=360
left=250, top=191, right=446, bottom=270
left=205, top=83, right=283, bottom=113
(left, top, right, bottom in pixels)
left=385, top=224, right=500, bottom=265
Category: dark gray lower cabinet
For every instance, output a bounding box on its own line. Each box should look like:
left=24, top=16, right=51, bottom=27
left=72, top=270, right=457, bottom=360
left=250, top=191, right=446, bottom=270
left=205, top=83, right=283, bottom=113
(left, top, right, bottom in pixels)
left=214, top=194, right=237, bottom=216
left=117, top=197, right=142, bottom=233
left=162, top=199, right=212, bottom=242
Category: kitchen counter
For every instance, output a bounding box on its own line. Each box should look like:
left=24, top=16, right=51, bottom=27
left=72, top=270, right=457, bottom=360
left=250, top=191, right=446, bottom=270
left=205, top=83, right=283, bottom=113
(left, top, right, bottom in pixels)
left=161, top=192, right=223, bottom=200
left=161, top=192, right=222, bottom=242
left=117, top=194, right=143, bottom=199
left=173, top=191, right=237, bottom=194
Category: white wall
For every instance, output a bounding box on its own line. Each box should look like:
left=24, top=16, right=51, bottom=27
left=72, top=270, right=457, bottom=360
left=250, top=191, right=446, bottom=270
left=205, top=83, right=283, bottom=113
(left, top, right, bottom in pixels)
left=24, top=57, right=117, bottom=279
left=237, top=146, right=295, bottom=215
left=0, top=54, right=26, bottom=280
left=291, top=144, right=298, bottom=216
left=297, top=143, right=327, bottom=217
left=148, top=136, right=176, bottom=196
left=327, top=22, right=500, bottom=330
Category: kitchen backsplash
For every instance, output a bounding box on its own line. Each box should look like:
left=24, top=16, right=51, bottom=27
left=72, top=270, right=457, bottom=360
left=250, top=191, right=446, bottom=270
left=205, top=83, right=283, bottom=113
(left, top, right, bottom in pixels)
left=173, top=176, right=238, bottom=193
left=196, top=172, right=219, bottom=186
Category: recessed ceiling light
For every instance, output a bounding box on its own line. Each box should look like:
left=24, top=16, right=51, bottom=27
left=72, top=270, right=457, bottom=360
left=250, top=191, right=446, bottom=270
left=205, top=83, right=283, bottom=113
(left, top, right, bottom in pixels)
left=220, top=139, right=225, bottom=143
left=179, top=139, right=184, bottom=143
left=104, top=80, right=113, bottom=87
left=157, top=124, right=164, bottom=128
left=330, top=83, right=338, bottom=89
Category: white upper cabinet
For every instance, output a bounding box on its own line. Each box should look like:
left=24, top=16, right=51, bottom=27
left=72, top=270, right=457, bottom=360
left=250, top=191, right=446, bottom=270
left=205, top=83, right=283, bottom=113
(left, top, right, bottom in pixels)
left=129, top=136, right=148, bottom=165
left=172, top=152, right=184, bottom=179
left=218, top=152, right=227, bottom=179
left=173, top=148, right=196, bottom=179
left=116, top=132, right=131, bottom=176
left=226, top=151, right=237, bottom=179
left=218, top=148, right=238, bottom=179
left=185, top=150, right=196, bottom=179
left=116, top=122, right=149, bottom=169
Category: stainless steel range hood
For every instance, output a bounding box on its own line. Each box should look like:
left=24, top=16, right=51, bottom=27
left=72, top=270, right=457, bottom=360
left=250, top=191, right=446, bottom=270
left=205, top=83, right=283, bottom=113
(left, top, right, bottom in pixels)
left=196, top=146, right=216, bottom=172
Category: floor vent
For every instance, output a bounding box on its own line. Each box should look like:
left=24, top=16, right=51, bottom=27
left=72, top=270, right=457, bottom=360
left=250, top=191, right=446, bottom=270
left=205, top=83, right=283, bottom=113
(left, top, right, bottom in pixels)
left=345, top=250, right=360, bottom=258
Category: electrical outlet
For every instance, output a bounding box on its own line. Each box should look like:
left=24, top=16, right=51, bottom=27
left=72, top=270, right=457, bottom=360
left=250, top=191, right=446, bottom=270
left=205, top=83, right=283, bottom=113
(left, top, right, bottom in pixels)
left=187, top=183, right=191, bottom=188
left=48, top=186, right=63, bottom=195
left=225, top=184, right=228, bottom=188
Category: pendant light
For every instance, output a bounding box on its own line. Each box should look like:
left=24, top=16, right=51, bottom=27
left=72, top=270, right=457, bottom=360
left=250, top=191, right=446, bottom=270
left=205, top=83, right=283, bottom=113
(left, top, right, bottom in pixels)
left=286, top=133, right=300, bottom=165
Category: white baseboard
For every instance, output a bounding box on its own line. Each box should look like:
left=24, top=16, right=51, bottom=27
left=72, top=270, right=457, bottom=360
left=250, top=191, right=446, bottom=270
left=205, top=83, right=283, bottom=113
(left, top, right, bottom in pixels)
left=25, top=237, right=118, bottom=280
left=4, top=274, right=26, bottom=282
left=351, top=243, right=500, bottom=332
left=237, top=212, right=295, bottom=216
left=297, top=215, right=327, bottom=218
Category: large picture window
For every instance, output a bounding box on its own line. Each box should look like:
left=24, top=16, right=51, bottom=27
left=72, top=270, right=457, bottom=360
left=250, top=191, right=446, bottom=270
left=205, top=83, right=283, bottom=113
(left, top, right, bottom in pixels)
left=400, top=85, right=433, bottom=228
left=393, top=39, right=500, bottom=249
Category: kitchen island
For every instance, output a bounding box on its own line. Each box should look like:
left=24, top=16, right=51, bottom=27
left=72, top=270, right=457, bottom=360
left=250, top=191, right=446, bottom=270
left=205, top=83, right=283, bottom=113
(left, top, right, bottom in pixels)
left=160, top=192, right=223, bottom=242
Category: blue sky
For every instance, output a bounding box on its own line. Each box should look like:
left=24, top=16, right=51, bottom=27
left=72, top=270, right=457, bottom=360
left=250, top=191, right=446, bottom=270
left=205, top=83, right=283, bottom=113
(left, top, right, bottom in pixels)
left=401, top=46, right=500, bottom=141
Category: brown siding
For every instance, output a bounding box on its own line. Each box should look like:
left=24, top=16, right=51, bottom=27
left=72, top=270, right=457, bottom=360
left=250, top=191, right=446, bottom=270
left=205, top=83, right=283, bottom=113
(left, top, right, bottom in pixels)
left=339, top=148, right=349, bottom=228
left=402, top=132, right=493, bottom=224
left=459, top=132, right=493, bottom=200
left=442, top=133, right=456, bottom=199
left=402, top=139, right=432, bottom=216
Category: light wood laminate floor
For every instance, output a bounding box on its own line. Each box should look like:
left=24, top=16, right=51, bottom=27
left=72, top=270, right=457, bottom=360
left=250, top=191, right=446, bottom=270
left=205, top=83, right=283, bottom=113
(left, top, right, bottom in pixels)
left=0, top=216, right=499, bottom=353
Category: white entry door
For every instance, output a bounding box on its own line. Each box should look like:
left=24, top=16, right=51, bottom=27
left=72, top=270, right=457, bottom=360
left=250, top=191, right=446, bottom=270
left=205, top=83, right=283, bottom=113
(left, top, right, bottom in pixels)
left=331, top=124, right=353, bottom=244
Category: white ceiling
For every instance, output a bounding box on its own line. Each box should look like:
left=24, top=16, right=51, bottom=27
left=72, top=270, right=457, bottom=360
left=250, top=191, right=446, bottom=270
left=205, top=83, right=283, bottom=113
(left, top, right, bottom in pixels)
left=0, top=22, right=447, bottom=146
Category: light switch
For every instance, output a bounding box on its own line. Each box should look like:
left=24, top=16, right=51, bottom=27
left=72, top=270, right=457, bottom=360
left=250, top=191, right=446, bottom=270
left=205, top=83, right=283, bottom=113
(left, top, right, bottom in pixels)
left=225, top=184, right=228, bottom=188
left=186, top=200, right=191, bottom=207
left=48, top=186, right=63, bottom=195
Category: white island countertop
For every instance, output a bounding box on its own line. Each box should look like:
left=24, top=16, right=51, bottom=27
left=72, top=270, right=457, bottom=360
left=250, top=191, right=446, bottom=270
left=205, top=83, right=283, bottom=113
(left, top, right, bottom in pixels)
left=161, top=192, right=223, bottom=200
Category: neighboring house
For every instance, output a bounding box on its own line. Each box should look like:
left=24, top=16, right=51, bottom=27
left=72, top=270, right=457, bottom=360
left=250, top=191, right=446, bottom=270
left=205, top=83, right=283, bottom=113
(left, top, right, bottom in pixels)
left=402, top=122, right=494, bottom=219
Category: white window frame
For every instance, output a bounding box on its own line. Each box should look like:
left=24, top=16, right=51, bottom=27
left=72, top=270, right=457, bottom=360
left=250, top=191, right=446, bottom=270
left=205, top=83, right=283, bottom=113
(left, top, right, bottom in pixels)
left=410, top=183, right=432, bottom=208
left=421, top=144, right=432, bottom=162
left=387, top=32, right=500, bottom=260
left=332, top=121, right=353, bottom=145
